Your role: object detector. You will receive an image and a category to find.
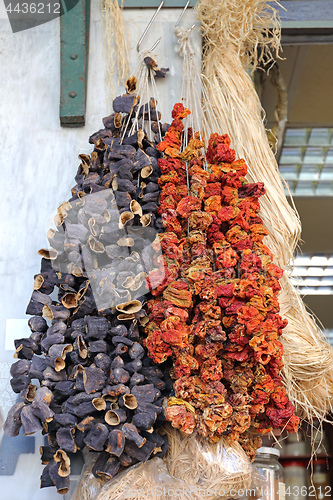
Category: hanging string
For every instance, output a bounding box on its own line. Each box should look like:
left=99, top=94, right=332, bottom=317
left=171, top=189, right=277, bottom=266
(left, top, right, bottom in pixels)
left=120, top=49, right=165, bottom=147
left=174, top=25, right=220, bottom=156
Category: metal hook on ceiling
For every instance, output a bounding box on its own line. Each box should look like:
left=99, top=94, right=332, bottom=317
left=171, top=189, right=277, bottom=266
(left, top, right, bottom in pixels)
left=175, top=0, right=195, bottom=31
left=175, top=0, right=189, bottom=27
left=137, top=0, right=164, bottom=53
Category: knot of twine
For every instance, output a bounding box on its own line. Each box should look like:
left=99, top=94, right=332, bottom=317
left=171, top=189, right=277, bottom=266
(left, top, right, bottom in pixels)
left=174, top=26, right=196, bottom=58
left=139, top=49, right=159, bottom=63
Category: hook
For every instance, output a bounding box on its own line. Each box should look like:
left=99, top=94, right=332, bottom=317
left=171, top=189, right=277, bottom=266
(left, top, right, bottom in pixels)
left=149, top=38, right=161, bottom=52
left=175, top=0, right=190, bottom=27
left=137, top=0, right=164, bottom=53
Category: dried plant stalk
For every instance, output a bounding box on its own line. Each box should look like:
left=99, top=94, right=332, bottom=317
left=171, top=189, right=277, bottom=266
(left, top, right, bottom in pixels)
left=163, top=426, right=252, bottom=500
left=96, top=450, right=252, bottom=500
left=96, top=459, right=167, bottom=500
left=101, top=0, right=130, bottom=108
left=279, top=277, right=333, bottom=420
left=71, top=454, right=106, bottom=500
left=196, top=0, right=282, bottom=69
left=196, top=0, right=333, bottom=424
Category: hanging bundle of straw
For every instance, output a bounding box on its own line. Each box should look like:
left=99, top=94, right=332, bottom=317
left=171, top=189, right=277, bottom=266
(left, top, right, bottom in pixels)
left=279, top=277, right=333, bottom=420
left=195, top=0, right=333, bottom=422
left=163, top=426, right=255, bottom=500
left=101, top=0, right=130, bottom=107
left=71, top=453, right=107, bottom=500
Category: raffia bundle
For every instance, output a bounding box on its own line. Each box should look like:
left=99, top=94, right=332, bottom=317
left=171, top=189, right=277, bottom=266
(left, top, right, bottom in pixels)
left=279, top=277, right=333, bottom=420
left=163, top=426, right=254, bottom=500
left=95, top=460, right=163, bottom=500
left=93, top=428, right=255, bottom=500
left=102, top=0, right=130, bottom=107
left=71, top=453, right=106, bottom=500
left=95, top=457, right=204, bottom=500
left=195, top=0, right=333, bottom=422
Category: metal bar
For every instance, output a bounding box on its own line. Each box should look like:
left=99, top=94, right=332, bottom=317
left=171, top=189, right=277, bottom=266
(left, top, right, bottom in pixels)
left=121, top=0, right=333, bottom=33
left=121, top=0, right=333, bottom=28
left=60, top=0, right=90, bottom=127
left=282, top=33, right=333, bottom=45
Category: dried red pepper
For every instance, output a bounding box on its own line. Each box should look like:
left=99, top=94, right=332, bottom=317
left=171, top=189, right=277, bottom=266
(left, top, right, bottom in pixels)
left=143, top=103, right=299, bottom=460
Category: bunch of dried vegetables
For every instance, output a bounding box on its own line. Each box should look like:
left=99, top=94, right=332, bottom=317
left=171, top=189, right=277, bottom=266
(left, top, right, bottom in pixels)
left=4, top=83, right=172, bottom=495
left=195, top=0, right=333, bottom=422
left=5, top=1, right=333, bottom=495
left=143, top=103, right=299, bottom=461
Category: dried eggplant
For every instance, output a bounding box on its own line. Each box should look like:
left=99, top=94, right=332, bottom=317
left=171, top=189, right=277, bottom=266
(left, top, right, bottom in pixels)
left=4, top=88, right=170, bottom=494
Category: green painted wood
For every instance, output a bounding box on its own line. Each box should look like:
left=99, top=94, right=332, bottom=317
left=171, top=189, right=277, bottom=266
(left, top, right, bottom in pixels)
left=60, top=0, right=90, bottom=127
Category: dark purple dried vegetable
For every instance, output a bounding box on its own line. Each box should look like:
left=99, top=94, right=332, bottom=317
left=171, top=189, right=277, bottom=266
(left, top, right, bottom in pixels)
left=4, top=88, right=171, bottom=493
left=92, top=452, right=120, bottom=480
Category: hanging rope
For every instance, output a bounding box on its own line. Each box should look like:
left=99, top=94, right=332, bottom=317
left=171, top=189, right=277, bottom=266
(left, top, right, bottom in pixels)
left=119, top=49, right=165, bottom=146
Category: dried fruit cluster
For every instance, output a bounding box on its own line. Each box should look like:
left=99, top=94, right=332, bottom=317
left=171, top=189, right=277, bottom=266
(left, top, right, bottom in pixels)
left=143, top=103, right=300, bottom=460
left=4, top=87, right=172, bottom=494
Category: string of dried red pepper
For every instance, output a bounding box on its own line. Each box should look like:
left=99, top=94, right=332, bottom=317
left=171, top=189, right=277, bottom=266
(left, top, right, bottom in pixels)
left=143, top=103, right=299, bottom=460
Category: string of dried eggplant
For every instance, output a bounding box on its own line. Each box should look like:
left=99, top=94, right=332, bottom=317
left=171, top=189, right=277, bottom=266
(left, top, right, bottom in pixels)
left=4, top=83, right=172, bottom=495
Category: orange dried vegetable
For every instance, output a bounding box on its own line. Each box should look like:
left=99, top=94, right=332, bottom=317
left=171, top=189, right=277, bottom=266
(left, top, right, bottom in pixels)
left=204, top=195, right=222, bottom=214
left=142, top=103, right=299, bottom=461
left=176, top=196, right=202, bottom=218
left=163, top=280, right=193, bottom=308
left=144, top=329, right=172, bottom=364
left=158, top=171, right=180, bottom=186
left=182, top=138, right=205, bottom=162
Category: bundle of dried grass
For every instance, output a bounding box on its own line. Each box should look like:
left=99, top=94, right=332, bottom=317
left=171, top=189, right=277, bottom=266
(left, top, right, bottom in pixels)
left=95, top=442, right=256, bottom=500
left=95, top=460, right=162, bottom=500
left=163, top=426, right=253, bottom=500
left=75, top=426, right=260, bottom=500
left=279, top=276, right=333, bottom=421
left=102, top=0, right=130, bottom=108
left=195, top=0, right=333, bottom=423
left=95, top=457, right=208, bottom=500
left=71, top=453, right=107, bottom=500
